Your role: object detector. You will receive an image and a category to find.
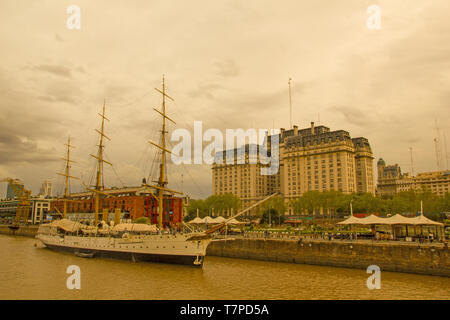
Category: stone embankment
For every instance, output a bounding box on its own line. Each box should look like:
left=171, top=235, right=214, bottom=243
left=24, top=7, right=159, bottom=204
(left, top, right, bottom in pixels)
left=0, top=225, right=38, bottom=237
left=207, top=238, right=449, bottom=277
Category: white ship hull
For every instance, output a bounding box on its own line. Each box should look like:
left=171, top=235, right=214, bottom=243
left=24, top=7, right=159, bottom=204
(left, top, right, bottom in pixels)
left=37, top=233, right=211, bottom=267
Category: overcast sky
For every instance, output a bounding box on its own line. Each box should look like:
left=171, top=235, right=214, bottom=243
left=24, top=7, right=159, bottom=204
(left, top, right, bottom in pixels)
left=0, top=0, right=449, bottom=199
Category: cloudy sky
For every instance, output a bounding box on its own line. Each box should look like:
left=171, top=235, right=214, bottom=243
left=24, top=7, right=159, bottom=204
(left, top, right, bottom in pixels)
left=0, top=0, right=449, bottom=199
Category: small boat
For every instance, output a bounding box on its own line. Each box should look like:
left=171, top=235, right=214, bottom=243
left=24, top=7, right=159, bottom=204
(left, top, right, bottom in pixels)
left=8, top=224, right=20, bottom=231
left=75, top=251, right=95, bottom=258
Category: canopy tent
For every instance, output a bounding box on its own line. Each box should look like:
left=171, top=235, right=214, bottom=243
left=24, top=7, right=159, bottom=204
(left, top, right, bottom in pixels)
left=203, top=216, right=216, bottom=224
left=410, top=214, right=444, bottom=226
left=212, top=216, right=226, bottom=224
left=226, top=218, right=246, bottom=225
left=188, top=216, right=226, bottom=224
left=112, top=223, right=157, bottom=232
left=337, top=215, right=367, bottom=225
left=360, top=214, right=390, bottom=225
left=384, top=214, right=415, bottom=225
left=337, top=214, right=443, bottom=226
left=188, top=217, right=204, bottom=224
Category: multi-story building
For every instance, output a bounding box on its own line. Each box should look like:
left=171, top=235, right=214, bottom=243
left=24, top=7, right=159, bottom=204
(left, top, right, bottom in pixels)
left=377, top=159, right=450, bottom=196
left=50, top=186, right=185, bottom=227
left=38, top=180, right=53, bottom=198
left=6, top=180, right=24, bottom=199
left=0, top=199, right=19, bottom=223
left=281, top=123, right=374, bottom=203
left=0, top=197, right=51, bottom=224
left=212, top=144, right=280, bottom=215
left=212, top=123, right=375, bottom=215
left=30, top=198, right=52, bottom=224
left=414, top=171, right=450, bottom=195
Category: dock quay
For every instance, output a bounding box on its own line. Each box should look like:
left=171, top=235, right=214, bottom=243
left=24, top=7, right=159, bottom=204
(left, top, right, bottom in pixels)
left=207, top=238, right=449, bottom=277
left=0, top=225, right=38, bottom=237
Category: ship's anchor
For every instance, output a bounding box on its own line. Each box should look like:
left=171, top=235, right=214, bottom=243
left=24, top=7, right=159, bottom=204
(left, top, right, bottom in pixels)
left=193, top=255, right=202, bottom=266
left=131, top=253, right=136, bottom=263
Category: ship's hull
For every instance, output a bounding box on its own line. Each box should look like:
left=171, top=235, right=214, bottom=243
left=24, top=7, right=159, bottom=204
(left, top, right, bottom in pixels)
left=45, top=243, right=204, bottom=266
left=37, top=233, right=210, bottom=267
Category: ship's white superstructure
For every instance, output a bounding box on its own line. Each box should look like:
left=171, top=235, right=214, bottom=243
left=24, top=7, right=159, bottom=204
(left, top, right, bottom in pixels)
left=37, top=226, right=211, bottom=266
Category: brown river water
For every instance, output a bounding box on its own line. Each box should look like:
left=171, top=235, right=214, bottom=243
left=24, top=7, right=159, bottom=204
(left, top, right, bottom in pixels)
left=0, top=235, right=448, bottom=300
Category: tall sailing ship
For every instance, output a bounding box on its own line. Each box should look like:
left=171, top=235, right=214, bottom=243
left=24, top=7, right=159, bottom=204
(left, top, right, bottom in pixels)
left=36, top=77, right=276, bottom=267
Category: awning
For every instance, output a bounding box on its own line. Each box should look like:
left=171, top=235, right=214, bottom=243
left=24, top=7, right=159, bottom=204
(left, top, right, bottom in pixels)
left=384, top=214, right=414, bottom=225
left=337, top=215, right=366, bottom=225
left=48, top=219, right=83, bottom=232
left=410, top=215, right=444, bottom=226
left=359, top=214, right=390, bottom=225
left=337, top=214, right=443, bottom=226
left=212, top=216, right=226, bottom=224
left=203, top=216, right=216, bottom=224
left=188, top=217, right=204, bottom=224
left=226, top=218, right=245, bottom=225
left=112, top=223, right=157, bottom=232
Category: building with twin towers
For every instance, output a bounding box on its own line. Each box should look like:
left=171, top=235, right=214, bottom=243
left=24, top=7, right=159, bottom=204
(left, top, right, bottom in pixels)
left=212, top=122, right=375, bottom=215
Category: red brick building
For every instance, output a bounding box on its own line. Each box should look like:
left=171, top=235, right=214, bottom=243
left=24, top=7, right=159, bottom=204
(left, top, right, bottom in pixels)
left=51, top=186, right=184, bottom=228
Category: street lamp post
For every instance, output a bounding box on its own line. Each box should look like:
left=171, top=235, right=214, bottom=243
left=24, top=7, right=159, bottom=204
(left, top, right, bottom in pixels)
left=350, top=200, right=353, bottom=217
left=269, top=204, right=271, bottom=227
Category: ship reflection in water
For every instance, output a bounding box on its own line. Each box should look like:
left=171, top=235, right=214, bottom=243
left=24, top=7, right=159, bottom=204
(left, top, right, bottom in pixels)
left=0, top=235, right=449, bottom=300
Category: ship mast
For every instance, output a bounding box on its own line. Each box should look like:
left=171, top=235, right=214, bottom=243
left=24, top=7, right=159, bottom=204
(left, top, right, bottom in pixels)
left=57, top=137, right=78, bottom=218
left=90, top=100, right=112, bottom=224
left=151, top=76, right=176, bottom=230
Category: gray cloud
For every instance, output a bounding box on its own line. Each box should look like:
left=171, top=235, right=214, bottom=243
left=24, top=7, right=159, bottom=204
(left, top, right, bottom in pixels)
left=0, top=0, right=449, bottom=197
left=214, top=59, right=240, bottom=78
left=0, top=131, right=59, bottom=165
left=54, top=33, right=64, bottom=42
left=32, top=64, right=72, bottom=78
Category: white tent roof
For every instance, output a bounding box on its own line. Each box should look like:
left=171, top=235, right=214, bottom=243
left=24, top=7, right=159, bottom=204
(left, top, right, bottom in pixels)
left=384, top=214, right=414, bottom=225
left=337, top=215, right=365, bottom=225
left=188, top=217, right=204, bottom=224
left=360, top=214, right=390, bottom=225
left=226, top=218, right=245, bottom=225
left=212, top=216, right=226, bottom=223
left=203, top=216, right=216, bottom=224
left=410, top=214, right=444, bottom=226
left=338, top=214, right=444, bottom=226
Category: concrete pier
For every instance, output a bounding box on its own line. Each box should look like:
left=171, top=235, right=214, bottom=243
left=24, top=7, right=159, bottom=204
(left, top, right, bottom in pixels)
left=207, top=238, right=450, bottom=277
left=0, top=225, right=38, bottom=237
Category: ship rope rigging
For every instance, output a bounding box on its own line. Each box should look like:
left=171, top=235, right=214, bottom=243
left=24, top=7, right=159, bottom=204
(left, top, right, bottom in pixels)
left=56, top=136, right=80, bottom=218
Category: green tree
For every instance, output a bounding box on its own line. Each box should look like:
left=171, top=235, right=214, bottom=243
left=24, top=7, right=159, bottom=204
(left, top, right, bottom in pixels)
left=260, top=208, right=285, bottom=225
left=135, top=216, right=151, bottom=224
left=262, top=196, right=286, bottom=216
left=184, top=199, right=208, bottom=222
left=204, top=193, right=241, bottom=216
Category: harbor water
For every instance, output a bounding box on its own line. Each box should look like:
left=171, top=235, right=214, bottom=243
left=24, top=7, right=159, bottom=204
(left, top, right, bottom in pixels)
left=0, top=235, right=448, bottom=300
